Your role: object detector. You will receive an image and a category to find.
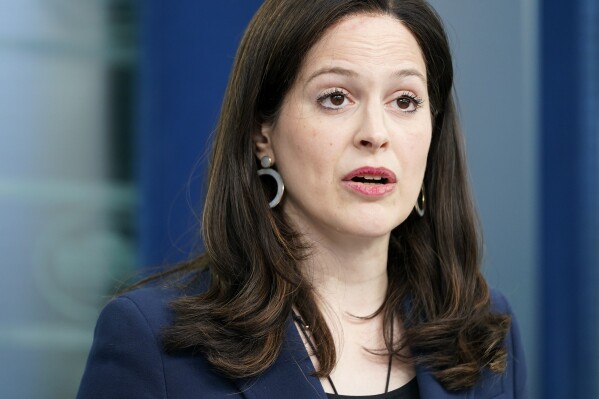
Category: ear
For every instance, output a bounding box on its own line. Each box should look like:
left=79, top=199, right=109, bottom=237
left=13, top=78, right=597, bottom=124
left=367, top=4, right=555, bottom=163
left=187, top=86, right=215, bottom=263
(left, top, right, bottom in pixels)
left=252, top=121, right=275, bottom=161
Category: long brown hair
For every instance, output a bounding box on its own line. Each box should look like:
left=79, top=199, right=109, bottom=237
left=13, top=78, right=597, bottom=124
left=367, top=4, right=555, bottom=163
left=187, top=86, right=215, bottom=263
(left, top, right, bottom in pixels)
left=147, top=0, right=510, bottom=391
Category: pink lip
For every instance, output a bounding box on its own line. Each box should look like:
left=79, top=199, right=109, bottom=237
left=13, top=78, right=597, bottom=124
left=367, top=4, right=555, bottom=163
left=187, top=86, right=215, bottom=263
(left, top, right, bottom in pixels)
left=341, top=166, right=397, bottom=197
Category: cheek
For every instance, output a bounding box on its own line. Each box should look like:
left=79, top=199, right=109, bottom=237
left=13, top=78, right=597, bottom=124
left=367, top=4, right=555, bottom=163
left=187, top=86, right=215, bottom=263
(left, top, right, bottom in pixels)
left=399, top=128, right=432, bottom=170
left=281, top=125, right=317, bottom=159
left=274, top=125, right=332, bottom=182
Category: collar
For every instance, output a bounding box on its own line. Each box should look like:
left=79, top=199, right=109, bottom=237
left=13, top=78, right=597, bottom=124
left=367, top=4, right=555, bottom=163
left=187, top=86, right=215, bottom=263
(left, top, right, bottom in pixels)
left=232, top=314, right=472, bottom=399
left=233, top=315, right=327, bottom=399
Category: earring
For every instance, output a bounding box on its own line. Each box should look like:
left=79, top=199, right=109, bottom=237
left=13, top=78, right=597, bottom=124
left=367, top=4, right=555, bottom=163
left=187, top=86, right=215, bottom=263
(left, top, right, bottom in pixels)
left=257, top=156, right=284, bottom=208
left=414, top=185, right=425, bottom=217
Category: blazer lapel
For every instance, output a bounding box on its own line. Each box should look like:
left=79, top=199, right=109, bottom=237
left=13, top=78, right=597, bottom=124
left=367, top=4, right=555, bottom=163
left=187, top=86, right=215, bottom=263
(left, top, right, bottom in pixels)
left=233, top=316, right=327, bottom=399
left=232, top=314, right=475, bottom=399
left=416, top=364, right=471, bottom=399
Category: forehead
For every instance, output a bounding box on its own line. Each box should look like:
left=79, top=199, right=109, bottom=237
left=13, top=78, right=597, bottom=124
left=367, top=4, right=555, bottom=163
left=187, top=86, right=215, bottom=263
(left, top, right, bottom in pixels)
left=300, top=13, right=426, bottom=80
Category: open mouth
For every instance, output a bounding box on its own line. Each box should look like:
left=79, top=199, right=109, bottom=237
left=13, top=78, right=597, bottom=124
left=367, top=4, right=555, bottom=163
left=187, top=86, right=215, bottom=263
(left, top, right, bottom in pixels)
left=342, top=167, right=396, bottom=196
left=350, top=175, right=389, bottom=184
left=342, top=166, right=397, bottom=192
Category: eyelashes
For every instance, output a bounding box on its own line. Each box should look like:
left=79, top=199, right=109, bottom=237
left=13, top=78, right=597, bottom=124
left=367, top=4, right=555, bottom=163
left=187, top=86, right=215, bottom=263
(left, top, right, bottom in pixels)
left=395, top=91, right=424, bottom=112
left=316, top=88, right=351, bottom=109
left=316, top=88, right=424, bottom=113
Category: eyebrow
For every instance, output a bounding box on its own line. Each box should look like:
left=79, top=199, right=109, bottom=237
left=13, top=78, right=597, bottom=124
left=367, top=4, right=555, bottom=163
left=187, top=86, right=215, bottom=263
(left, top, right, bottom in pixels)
left=393, top=68, right=427, bottom=84
left=305, top=66, right=427, bottom=85
left=305, top=67, right=358, bottom=85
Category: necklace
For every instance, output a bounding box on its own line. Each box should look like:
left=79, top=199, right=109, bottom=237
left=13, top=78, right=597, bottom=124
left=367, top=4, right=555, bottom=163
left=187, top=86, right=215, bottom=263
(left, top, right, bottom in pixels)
left=292, top=312, right=393, bottom=397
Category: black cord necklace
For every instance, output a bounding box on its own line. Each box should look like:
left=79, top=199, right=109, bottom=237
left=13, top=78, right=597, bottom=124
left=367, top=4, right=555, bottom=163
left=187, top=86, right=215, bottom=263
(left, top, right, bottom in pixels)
left=292, top=312, right=393, bottom=397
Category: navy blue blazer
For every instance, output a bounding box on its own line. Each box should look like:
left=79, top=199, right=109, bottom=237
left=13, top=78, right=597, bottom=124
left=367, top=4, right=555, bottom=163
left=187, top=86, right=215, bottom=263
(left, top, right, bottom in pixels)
left=77, top=271, right=527, bottom=398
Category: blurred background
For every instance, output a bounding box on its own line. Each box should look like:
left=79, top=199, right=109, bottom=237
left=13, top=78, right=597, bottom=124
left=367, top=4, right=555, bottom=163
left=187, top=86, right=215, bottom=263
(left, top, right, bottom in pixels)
left=0, top=1, right=596, bottom=398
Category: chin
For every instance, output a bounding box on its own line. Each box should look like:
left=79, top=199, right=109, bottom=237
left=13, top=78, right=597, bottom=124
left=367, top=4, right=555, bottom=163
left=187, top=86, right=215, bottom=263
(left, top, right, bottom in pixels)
left=349, top=225, right=399, bottom=239
left=283, top=200, right=408, bottom=241
left=332, top=217, right=404, bottom=239
left=336, top=206, right=408, bottom=236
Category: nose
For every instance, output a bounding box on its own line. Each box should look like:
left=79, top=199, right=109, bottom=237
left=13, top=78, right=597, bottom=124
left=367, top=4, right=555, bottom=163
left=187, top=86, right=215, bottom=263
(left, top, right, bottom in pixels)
left=353, top=104, right=390, bottom=152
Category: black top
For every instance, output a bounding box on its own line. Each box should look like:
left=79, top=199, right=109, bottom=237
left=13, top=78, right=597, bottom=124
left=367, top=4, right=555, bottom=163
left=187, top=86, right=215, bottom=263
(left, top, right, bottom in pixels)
left=326, top=377, right=419, bottom=399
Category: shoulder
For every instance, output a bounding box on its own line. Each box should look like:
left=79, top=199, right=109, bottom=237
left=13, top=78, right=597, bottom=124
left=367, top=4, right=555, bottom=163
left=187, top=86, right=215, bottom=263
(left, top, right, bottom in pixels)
left=488, top=288, right=513, bottom=315
left=77, top=268, right=218, bottom=399
left=486, top=288, right=528, bottom=398
left=122, top=267, right=212, bottom=309
left=114, top=268, right=211, bottom=333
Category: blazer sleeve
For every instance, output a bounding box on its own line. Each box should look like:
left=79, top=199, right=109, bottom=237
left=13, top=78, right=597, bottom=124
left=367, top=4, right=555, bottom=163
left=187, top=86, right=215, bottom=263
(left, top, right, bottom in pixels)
left=77, top=296, right=167, bottom=399
left=493, top=290, right=528, bottom=398
left=508, top=299, right=528, bottom=398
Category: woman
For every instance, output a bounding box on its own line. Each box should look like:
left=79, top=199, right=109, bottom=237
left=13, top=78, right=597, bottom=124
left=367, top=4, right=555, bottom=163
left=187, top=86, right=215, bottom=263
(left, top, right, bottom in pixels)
left=78, top=0, right=527, bottom=398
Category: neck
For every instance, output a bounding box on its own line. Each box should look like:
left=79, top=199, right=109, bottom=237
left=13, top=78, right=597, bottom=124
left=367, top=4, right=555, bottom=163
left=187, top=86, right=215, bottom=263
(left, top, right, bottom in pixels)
left=302, top=232, right=391, bottom=319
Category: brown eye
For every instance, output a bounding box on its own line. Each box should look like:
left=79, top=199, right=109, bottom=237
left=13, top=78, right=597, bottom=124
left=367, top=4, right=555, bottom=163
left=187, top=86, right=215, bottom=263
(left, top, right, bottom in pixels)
left=317, top=89, right=351, bottom=109
left=393, top=93, right=423, bottom=112
left=396, top=97, right=412, bottom=110
left=330, top=94, right=345, bottom=106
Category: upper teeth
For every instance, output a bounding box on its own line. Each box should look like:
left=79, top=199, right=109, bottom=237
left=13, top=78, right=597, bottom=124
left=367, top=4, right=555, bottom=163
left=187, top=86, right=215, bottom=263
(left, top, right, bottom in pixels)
left=360, top=175, right=382, bottom=180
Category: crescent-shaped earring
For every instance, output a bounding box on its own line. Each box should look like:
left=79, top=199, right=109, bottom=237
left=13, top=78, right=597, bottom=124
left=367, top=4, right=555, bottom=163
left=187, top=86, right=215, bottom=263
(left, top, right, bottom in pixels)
left=257, top=156, right=285, bottom=208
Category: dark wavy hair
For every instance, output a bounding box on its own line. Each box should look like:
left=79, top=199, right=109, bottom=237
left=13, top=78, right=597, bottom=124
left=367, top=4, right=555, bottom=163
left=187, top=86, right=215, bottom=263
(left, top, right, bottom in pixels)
left=143, top=0, right=511, bottom=391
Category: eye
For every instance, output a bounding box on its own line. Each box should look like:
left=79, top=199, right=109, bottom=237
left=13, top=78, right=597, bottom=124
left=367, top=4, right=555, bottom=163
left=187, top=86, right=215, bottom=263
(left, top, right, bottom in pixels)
left=317, top=89, right=351, bottom=110
left=392, top=92, right=424, bottom=113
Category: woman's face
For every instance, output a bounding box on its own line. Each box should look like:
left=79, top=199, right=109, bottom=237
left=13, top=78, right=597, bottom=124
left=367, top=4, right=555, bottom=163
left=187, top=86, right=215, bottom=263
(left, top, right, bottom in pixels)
left=255, top=14, right=432, bottom=243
